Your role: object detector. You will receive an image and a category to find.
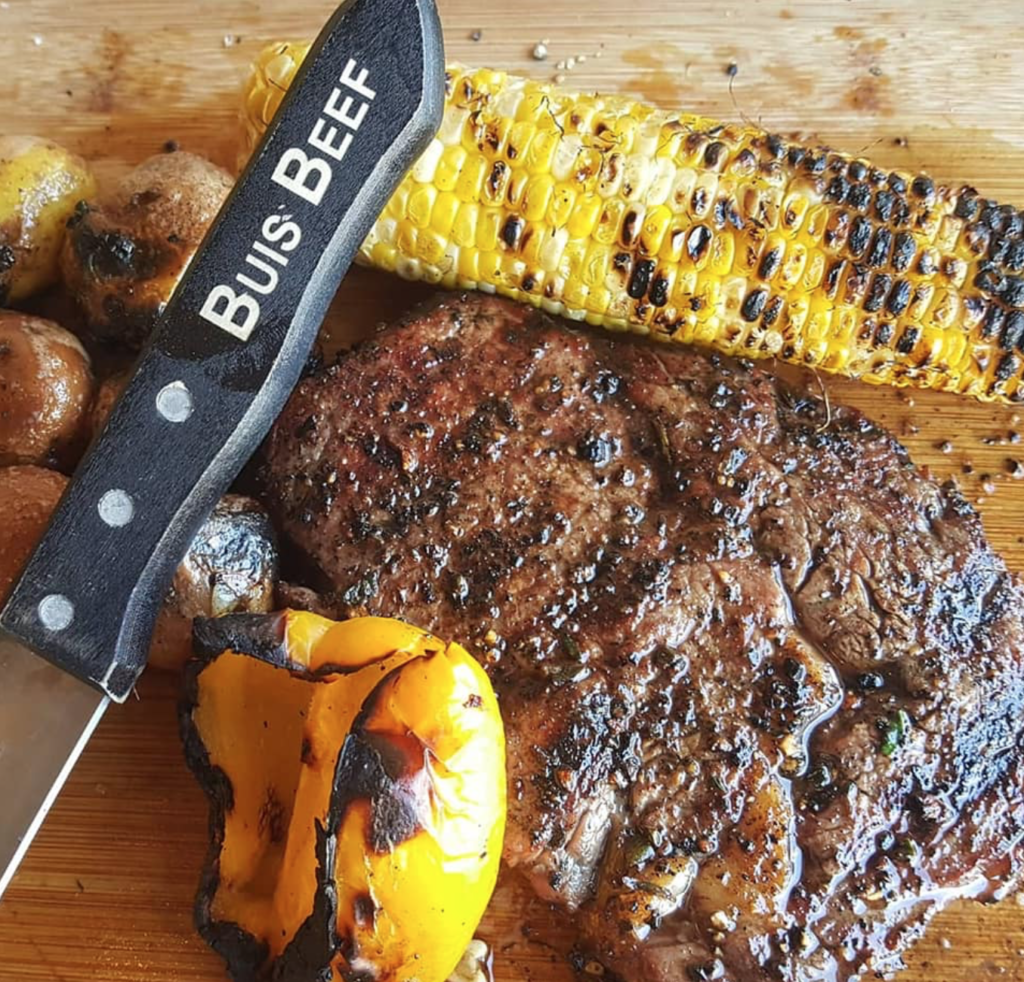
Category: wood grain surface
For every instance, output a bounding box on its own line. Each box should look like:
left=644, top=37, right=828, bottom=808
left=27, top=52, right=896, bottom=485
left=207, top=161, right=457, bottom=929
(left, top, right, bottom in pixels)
left=2, top=0, right=1024, bottom=979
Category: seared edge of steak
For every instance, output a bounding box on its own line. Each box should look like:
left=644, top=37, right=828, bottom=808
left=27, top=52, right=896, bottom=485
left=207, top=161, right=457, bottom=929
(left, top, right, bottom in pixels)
left=260, top=294, right=1024, bottom=982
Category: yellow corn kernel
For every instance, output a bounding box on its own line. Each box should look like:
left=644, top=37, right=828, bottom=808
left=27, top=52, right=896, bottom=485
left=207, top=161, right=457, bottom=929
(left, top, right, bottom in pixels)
left=639, top=205, right=672, bottom=258
left=430, top=192, right=461, bottom=239
left=549, top=183, right=577, bottom=229
left=453, top=202, right=480, bottom=248
left=243, top=48, right=1022, bottom=402
left=523, top=174, right=555, bottom=223
left=456, top=154, right=489, bottom=203
left=435, top=144, right=468, bottom=193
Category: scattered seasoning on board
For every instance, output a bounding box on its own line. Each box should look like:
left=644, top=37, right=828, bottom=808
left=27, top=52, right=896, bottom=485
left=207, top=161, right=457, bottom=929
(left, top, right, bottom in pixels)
left=470, top=29, right=483, bottom=42
left=1009, top=459, right=1024, bottom=479
left=725, top=62, right=739, bottom=77
left=981, top=475, right=997, bottom=495
left=163, top=139, right=180, bottom=153
left=532, top=41, right=548, bottom=60
left=937, top=440, right=953, bottom=454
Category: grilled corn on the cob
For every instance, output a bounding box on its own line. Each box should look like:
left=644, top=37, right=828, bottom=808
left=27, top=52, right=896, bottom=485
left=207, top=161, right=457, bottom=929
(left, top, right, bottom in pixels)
left=243, top=43, right=1024, bottom=403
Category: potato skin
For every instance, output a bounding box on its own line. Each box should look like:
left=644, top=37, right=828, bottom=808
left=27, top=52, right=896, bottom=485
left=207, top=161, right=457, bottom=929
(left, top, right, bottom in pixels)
left=62, top=151, right=233, bottom=348
left=0, top=475, right=276, bottom=667
left=0, top=465, right=67, bottom=600
left=148, top=495, right=278, bottom=672
left=88, top=368, right=129, bottom=442
left=0, top=136, right=97, bottom=304
left=0, top=311, right=94, bottom=468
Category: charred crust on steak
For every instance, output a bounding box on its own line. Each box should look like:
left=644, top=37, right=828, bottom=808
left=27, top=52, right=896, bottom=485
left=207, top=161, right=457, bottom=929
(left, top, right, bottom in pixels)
left=260, top=293, right=1024, bottom=982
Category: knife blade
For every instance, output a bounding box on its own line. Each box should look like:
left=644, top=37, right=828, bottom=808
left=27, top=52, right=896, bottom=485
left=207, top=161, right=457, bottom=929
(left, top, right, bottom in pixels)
left=0, top=0, right=444, bottom=899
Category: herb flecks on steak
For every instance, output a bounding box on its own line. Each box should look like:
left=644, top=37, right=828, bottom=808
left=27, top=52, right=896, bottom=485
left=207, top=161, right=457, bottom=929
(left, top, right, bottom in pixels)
left=261, top=294, right=1024, bottom=982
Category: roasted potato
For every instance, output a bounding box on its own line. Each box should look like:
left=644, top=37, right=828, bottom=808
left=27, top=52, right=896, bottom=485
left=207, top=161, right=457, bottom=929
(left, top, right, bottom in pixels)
left=0, top=478, right=277, bottom=664
left=87, top=368, right=129, bottom=442
left=0, top=311, right=94, bottom=468
left=148, top=495, right=278, bottom=672
left=62, top=151, right=233, bottom=348
left=0, top=136, right=96, bottom=304
left=0, top=465, right=67, bottom=600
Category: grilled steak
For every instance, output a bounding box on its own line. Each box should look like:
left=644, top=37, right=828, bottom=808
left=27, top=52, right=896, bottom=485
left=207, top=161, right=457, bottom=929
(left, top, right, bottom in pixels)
left=260, top=294, right=1024, bottom=982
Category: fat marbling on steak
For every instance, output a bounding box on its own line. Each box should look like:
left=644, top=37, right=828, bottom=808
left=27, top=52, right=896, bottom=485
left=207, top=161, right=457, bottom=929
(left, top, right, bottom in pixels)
left=260, top=294, right=1024, bottom=982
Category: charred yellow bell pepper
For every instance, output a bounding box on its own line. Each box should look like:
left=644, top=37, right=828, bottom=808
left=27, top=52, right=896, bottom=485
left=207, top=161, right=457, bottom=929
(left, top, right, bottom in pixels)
left=181, top=610, right=506, bottom=982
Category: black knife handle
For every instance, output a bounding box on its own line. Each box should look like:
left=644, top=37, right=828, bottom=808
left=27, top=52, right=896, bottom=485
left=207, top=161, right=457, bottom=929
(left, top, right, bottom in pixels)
left=0, top=0, right=444, bottom=701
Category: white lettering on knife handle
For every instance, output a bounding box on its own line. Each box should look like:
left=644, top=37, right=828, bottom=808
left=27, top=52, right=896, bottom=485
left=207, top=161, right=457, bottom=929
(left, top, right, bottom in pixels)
left=0, top=0, right=444, bottom=706
left=201, top=58, right=376, bottom=341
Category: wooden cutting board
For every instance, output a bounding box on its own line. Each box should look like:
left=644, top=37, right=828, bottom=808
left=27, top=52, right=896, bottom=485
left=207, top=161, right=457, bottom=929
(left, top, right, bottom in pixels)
left=2, top=0, right=1024, bottom=979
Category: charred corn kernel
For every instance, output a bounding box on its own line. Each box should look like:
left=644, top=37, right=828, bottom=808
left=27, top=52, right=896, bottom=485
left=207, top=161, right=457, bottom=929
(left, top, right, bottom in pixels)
left=660, top=226, right=686, bottom=265
left=506, top=170, right=529, bottom=210
left=669, top=168, right=697, bottom=212
left=780, top=191, right=810, bottom=235
left=243, top=51, right=1024, bottom=402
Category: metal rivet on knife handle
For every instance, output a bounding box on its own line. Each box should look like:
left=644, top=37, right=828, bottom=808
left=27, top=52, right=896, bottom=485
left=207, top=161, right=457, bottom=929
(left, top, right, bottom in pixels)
left=156, top=380, right=194, bottom=423
left=0, top=0, right=445, bottom=702
left=37, top=595, right=75, bottom=633
left=97, top=490, right=135, bottom=528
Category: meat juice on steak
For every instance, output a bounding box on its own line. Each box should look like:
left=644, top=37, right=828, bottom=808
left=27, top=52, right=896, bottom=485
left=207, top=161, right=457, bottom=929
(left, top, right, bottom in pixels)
left=260, top=294, right=1024, bottom=982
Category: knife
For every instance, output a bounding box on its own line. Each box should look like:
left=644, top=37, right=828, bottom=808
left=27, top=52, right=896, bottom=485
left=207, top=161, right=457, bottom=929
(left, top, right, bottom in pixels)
left=0, top=0, right=444, bottom=899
